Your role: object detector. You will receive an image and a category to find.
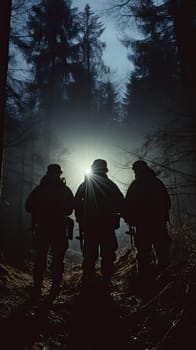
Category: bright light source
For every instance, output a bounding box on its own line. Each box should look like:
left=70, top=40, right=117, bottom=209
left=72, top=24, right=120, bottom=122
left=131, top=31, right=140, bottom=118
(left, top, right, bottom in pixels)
left=84, top=168, right=92, bottom=176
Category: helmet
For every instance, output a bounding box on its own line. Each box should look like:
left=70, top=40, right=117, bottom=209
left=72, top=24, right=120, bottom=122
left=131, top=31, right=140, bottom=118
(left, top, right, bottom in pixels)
left=47, top=163, right=63, bottom=175
left=132, top=160, right=148, bottom=171
left=91, top=159, right=108, bottom=173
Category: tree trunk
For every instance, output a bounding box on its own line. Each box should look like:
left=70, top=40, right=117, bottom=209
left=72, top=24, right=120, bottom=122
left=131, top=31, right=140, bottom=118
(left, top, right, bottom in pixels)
left=0, top=0, right=12, bottom=197
left=170, top=0, right=196, bottom=158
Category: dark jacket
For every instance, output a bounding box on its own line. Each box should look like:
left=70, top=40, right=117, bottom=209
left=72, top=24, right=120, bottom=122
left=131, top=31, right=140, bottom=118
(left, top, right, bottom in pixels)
left=75, top=174, right=124, bottom=231
left=26, top=175, right=74, bottom=229
left=123, top=172, right=171, bottom=226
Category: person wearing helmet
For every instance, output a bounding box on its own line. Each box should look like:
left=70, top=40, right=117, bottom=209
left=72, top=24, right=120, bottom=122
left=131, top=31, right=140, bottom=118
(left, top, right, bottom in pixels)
left=25, top=163, right=74, bottom=299
left=123, top=160, right=171, bottom=276
left=75, top=159, right=124, bottom=289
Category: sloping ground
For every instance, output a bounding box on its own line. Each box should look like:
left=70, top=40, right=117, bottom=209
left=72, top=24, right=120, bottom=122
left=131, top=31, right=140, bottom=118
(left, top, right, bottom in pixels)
left=114, top=248, right=196, bottom=349
left=0, top=261, right=82, bottom=349
left=0, top=221, right=196, bottom=350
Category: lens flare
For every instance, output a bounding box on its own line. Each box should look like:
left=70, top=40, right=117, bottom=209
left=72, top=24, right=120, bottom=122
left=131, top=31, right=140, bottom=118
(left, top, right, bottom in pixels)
left=84, top=168, right=92, bottom=176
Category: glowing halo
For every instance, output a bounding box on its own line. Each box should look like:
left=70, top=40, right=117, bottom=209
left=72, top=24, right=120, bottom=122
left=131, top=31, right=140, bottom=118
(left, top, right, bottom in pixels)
left=84, top=168, right=92, bottom=176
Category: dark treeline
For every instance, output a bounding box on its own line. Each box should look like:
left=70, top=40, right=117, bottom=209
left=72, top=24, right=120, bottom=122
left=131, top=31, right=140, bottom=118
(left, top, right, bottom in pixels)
left=0, top=0, right=196, bottom=262
left=114, top=0, right=196, bottom=226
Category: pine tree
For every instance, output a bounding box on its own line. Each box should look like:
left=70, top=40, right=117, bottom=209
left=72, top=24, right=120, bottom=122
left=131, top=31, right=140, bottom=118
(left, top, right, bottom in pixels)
left=69, top=4, right=107, bottom=120
left=124, top=0, right=180, bottom=124
left=6, top=0, right=31, bottom=120
left=99, top=80, right=118, bottom=122
left=25, top=0, right=80, bottom=114
left=15, top=0, right=83, bottom=164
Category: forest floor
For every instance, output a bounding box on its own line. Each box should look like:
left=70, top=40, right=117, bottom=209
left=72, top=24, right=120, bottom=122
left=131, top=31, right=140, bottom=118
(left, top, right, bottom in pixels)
left=1, top=218, right=196, bottom=350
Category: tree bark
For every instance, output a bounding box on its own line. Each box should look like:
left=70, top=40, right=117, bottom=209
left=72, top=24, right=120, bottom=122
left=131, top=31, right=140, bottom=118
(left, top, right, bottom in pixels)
left=170, top=0, right=196, bottom=158
left=0, top=0, right=12, bottom=197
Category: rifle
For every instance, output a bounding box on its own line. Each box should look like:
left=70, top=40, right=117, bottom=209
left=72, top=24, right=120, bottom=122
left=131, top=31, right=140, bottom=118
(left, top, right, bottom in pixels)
left=126, top=225, right=135, bottom=250
left=65, top=217, right=74, bottom=240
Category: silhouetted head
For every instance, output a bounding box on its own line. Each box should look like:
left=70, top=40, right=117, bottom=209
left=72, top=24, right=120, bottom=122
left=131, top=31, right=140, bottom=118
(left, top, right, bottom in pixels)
left=47, top=163, right=63, bottom=177
left=132, top=160, right=148, bottom=172
left=132, top=160, right=156, bottom=178
left=91, top=159, right=108, bottom=174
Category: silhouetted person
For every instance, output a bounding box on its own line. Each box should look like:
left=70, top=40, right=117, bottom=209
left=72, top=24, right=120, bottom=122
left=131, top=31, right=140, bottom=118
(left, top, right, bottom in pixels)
left=75, top=159, right=124, bottom=288
left=25, top=164, right=74, bottom=298
left=123, top=160, right=171, bottom=275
